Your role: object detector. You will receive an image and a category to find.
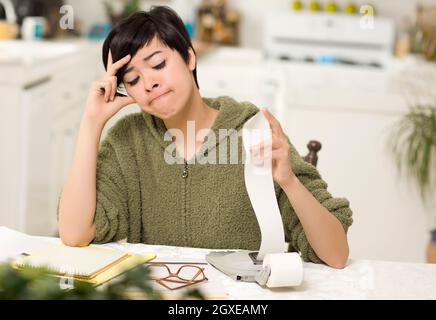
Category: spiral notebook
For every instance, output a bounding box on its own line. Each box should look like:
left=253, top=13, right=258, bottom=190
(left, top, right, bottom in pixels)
left=12, top=244, right=156, bottom=284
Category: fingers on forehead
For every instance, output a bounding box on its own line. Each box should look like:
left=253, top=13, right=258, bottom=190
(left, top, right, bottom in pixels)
left=108, top=55, right=131, bottom=76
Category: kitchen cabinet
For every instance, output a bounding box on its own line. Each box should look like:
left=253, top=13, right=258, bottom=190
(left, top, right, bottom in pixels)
left=20, top=77, right=54, bottom=236
left=0, top=41, right=104, bottom=236
left=0, top=78, right=59, bottom=236
left=48, top=105, right=84, bottom=234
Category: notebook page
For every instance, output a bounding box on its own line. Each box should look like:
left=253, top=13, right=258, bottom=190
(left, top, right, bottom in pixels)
left=14, top=244, right=128, bottom=278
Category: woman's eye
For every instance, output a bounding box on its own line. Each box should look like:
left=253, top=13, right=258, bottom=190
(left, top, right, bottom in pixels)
left=127, top=77, right=139, bottom=86
left=125, top=61, right=165, bottom=86
left=153, top=61, right=166, bottom=70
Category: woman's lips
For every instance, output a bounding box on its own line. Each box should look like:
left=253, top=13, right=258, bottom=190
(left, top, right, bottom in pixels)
left=150, top=91, right=171, bottom=104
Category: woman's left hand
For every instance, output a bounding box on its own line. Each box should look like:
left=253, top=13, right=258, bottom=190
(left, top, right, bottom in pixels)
left=250, top=108, right=296, bottom=188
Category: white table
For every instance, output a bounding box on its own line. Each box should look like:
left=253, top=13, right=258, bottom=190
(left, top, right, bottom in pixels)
left=1, top=226, right=436, bottom=300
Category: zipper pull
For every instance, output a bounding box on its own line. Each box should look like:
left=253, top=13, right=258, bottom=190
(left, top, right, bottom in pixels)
left=182, top=159, right=189, bottom=178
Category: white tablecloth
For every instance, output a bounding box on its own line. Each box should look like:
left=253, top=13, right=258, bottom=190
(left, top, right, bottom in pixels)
left=1, top=226, right=436, bottom=299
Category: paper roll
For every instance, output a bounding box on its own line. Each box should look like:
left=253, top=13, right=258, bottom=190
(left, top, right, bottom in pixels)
left=242, top=112, right=285, bottom=259
left=263, top=253, right=303, bottom=288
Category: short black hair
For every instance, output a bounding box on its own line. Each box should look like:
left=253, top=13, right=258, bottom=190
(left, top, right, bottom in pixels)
left=102, top=6, right=199, bottom=95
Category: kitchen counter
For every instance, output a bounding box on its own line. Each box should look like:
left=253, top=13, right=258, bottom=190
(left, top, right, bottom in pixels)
left=0, top=38, right=102, bottom=86
left=0, top=38, right=217, bottom=86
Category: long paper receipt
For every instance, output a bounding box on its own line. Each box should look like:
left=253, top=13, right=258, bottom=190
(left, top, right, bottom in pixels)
left=242, top=111, right=286, bottom=260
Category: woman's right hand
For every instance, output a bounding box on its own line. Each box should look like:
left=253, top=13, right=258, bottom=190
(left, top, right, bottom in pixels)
left=83, top=50, right=134, bottom=126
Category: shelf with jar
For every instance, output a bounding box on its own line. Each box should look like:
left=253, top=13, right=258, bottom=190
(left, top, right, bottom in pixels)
left=395, top=5, right=436, bottom=62
left=196, top=0, right=240, bottom=46
left=415, top=5, right=436, bottom=62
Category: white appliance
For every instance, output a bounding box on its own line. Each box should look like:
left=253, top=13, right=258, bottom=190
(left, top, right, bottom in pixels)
left=262, top=11, right=402, bottom=119
left=264, top=11, right=395, bottom=69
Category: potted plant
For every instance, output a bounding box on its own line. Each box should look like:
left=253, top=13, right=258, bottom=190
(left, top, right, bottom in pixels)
left=104, top=0, right=141, bottom=26
left=389, top=103, right=436, bottom=263
left=0, top=262, right=204, bottom=299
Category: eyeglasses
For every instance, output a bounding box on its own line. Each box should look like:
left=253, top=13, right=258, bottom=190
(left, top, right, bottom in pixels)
left=148, top=264, right=208, bottom=290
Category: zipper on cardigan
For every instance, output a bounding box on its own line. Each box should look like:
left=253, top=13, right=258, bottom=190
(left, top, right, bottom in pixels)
left=182, top=159, right=189, bottom=178
left=182, top=159, right=188, bottom=245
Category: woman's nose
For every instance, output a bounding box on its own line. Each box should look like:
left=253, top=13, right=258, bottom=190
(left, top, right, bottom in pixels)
left=146, top=83, right=159, bottom=93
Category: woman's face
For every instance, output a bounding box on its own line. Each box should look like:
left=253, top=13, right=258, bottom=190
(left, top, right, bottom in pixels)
left=121, top=37, right=196, bottom=119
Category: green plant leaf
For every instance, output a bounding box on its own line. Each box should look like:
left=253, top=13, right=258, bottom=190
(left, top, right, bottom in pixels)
left=0, top=262, right=205, bottom=300
left=388, top=104, right=436, bottom=202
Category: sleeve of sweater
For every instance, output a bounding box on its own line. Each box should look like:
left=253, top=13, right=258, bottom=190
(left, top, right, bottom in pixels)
left=277, top=140, right=353, bottom=264
left=92, top=136, right=129, bottom=244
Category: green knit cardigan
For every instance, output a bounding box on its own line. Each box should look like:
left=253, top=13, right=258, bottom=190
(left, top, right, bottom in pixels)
left=92, top=96, right=353, bottom=263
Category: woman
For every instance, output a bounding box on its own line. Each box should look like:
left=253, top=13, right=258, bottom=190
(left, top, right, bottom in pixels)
left=58, top=6, right=352, bottom=269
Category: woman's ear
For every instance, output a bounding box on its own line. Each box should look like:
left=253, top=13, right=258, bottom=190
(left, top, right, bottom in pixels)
left=188, top=48, right=196, bottom=71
